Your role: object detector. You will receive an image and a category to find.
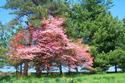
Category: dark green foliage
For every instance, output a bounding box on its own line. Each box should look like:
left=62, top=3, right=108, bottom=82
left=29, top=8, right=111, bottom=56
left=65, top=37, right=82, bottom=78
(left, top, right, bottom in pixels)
left=109, top=49, right=125, bottom=72
left=66, top=0, right=121, bottom=53
left=94, top=53, right=110, bottom=72
left=65, top=0, right=111, bottom=40
left=65, top=0, right=125, bottom=72
left=3, top=0, right=69, bottom=27
left=92, top=14, right=122, bottom=53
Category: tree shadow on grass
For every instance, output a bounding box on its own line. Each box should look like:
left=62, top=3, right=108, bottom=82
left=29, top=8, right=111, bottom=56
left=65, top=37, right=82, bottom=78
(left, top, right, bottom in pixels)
left=40, top=72, right=92, bottom=78
left=0, top=76, right=12, bottom=82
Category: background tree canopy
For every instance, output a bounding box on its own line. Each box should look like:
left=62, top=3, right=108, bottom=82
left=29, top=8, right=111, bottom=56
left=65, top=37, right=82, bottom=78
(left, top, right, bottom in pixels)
left=0, top=0, right=125, bottom=73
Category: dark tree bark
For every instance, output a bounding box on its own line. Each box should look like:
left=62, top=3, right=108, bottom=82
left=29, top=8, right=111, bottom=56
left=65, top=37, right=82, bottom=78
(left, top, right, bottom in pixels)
left=68, top=65, right=71, bottom=74
left=23, top=61, right=29, bottom=76
left=22, top=23, right=32, bottom=76
left=75, top=67, right=79, bottom=73
left=15, top=66, right=19, bottom=76
left=19, top=64, right=23, bottom=75
left=46, top=66, right=49, bottom=76
left=59, top=63, right=62, bottom=75
left=36, top=65, right=42, bottom=77
left=114, top=64, right=117, bottom=72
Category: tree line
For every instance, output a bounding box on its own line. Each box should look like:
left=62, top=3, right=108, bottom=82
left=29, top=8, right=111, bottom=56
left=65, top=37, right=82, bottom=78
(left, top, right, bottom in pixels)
left=0, top=0, right=125, bottom=76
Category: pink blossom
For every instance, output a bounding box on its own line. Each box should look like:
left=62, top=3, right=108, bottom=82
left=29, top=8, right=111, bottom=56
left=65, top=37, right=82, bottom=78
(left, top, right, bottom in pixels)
left=10, top=17, right=93, bottom=70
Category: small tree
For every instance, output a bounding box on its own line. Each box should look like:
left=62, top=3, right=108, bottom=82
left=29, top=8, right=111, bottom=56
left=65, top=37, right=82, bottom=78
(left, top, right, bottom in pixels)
left=9, top=17, right=94, bottom=77
left=93, top=52, right=110, bottom=72
left=0, top=48, right=8, bottom=67
left=109, top=49, right=125, bottom=72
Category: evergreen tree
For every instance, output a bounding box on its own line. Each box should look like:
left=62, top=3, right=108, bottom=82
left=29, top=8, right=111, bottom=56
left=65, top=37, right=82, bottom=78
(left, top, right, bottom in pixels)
left=3, top=0, right=69, bottom=27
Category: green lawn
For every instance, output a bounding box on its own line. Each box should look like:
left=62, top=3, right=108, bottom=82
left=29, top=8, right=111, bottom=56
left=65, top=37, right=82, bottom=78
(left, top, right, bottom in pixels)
left=0, top=73, right=125, bottom=83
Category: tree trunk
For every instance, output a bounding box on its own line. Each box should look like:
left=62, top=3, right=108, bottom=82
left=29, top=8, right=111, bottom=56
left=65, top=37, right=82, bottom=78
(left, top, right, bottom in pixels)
left=59, top=63, right=62, bottom=75
left=19, top=64, right=23, bottom=75
left=122, top=68, right=125, bottom=72
left=15, top=66, right=19, bottom=76
left=114, top=64, right=117, bottom=72
left=36, top=65, right=42, bottom=77
left=68, top=66, right=71, bottom=74
left=46, top=66, right=49, bottom=76
left=75, top=67, right=78, bottom=73
left=23, top=61, right=29, bottom=76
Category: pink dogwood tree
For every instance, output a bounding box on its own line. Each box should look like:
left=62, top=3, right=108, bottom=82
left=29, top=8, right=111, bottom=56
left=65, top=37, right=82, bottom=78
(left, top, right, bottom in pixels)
left=9, top=16, right=94, bottom=76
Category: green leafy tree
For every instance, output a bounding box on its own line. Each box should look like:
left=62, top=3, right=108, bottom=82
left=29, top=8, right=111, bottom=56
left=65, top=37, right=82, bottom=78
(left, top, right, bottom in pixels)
left=65, top=0, right=123, bottom=72
left=114, top=19, right=125, bottom=72
left=92, top=14, right=122, bottom=53
left=0, top=22, right=19, bottom=67
left=0, top=48, right=8, bottom=67
left=0, top=23, right=9, bottom=66
left=119, top=53, right=125, bottom=72
left=3, top=0, right=69, bottom=27
left=116, top=19, right=125, bottom=50
left=90, top=47, right=110, bottom=72
left=65, top=0, right=113, bottom=41
left=109, top=49, right=125, bottom=72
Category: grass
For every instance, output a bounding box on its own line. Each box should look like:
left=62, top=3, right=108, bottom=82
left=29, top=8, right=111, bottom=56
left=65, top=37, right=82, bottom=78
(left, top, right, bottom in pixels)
left=0, top=73, right=125, bottom=83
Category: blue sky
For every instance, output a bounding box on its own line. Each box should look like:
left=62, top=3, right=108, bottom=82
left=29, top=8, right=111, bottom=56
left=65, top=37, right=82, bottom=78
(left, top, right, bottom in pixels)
left=0, top=0, right=15, bottom=24
left=0, top=0, right=125, bottom=24
left=110, top=0, right=125, bottom=19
